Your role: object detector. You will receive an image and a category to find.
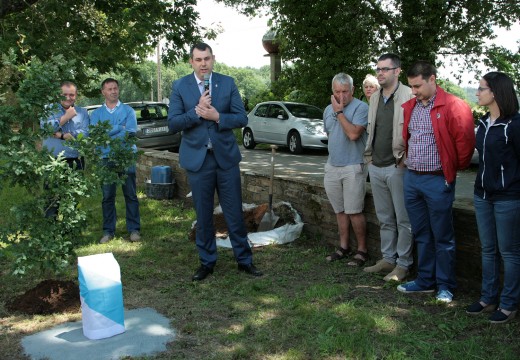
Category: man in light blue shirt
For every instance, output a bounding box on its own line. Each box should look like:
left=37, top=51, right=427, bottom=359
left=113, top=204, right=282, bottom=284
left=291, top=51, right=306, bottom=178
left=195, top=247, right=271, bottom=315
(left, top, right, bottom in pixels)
left=90, top=78, right=140, bottom=244
left=41, top=81, right=89, bottom=165
left=323, top=73, right=369, bottom=266
left=40, top=81, right=89, bottom=217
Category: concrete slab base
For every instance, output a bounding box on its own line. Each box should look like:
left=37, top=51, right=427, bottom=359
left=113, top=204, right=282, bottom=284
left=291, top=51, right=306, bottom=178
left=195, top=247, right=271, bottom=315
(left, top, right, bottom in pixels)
left=22, top=307, right=175, bottom=360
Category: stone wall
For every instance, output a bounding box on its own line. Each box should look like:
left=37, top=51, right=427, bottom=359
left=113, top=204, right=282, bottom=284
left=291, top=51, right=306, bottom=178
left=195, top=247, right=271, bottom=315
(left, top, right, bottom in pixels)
left=137, top=149, right=481, bottom=289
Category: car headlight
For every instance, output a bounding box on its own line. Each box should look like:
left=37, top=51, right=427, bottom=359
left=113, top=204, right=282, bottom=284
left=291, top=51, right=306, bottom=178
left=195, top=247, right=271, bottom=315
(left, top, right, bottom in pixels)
left=305, top=124, right=325, bottom=135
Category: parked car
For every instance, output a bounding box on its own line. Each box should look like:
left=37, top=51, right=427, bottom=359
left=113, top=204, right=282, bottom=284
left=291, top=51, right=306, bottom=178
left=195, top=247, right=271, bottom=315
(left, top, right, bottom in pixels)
left=242, top=101, right=327, bottom=154
left=85, top=101, right=181, bottom=151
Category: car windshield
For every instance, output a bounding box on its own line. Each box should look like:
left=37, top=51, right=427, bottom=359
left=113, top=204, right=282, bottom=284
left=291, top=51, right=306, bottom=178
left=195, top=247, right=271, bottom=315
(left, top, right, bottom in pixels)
left=284, top=103, right=323, bottom=119
left=131, top=104, right=168, bottom=122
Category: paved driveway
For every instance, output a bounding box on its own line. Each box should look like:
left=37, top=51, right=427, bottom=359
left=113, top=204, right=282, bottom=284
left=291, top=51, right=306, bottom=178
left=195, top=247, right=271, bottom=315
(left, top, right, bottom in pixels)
left=239, top=146, right=477, bottom=203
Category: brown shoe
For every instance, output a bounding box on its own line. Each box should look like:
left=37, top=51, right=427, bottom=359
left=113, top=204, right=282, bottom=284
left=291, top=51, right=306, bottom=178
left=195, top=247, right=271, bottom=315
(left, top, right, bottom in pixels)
left=364, top=259, right=394, bottom=273
left=383, top=266, right=409, bottom=282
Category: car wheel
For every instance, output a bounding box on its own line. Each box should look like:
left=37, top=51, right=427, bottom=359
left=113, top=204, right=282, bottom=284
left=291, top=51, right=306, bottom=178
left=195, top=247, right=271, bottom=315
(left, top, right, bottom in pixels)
left=242, top=128, right=256, bottom=149
left=288, top=131, right=303, bottom=154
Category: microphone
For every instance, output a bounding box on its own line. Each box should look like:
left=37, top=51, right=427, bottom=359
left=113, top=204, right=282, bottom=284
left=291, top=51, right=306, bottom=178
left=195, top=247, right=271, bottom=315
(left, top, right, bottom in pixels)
left=203, top=74, right=210, bottom=92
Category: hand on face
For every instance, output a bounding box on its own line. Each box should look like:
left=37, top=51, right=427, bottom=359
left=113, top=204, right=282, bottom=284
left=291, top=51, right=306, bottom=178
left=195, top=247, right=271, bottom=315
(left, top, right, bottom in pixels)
left=331, top=94, right=343, bottom=111
left=63, top=105, right=77, bottom=121
left=60, top=84, right=77, bottom=109
left=331, top=81, right=353, bottom=111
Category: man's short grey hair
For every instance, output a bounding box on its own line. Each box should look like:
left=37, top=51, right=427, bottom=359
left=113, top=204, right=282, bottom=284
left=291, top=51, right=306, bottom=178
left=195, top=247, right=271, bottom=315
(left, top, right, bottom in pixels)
left=332, top=73, right=354, bottom=91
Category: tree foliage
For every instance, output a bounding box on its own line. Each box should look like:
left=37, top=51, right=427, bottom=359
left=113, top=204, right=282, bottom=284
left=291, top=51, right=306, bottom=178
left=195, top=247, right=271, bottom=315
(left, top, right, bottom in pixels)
left=218, top=0, right=520, bottom=107
left=0, top=0, right=209, bottom=95
left=0, top=54, right=138, bottom=276
left=81, top=61, right=271, bottom=107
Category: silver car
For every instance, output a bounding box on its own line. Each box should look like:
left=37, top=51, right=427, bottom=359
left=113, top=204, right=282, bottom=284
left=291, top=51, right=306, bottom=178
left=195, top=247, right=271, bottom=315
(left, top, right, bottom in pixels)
left=242, top=101, right=327, bottom=154
left=86, top=102, right=181, bottom=151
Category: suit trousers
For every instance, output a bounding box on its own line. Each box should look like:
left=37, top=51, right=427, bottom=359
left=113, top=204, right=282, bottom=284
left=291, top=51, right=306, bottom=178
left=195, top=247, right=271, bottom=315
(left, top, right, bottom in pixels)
left=188, top=151, right=252, bottom=268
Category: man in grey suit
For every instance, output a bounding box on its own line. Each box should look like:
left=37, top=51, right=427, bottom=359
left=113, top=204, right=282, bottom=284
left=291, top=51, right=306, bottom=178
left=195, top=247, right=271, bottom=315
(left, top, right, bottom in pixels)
left=168, top=43, right=262, bottom=281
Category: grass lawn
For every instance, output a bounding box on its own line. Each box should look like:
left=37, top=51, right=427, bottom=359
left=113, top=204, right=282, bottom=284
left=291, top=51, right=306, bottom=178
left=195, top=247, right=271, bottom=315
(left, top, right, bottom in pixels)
left=1, top=185, right=519, bottom=359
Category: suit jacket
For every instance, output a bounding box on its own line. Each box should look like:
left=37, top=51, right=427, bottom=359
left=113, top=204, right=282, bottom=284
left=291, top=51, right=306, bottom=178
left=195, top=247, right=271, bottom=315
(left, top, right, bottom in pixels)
left=167, top=72, right=247, bottom=172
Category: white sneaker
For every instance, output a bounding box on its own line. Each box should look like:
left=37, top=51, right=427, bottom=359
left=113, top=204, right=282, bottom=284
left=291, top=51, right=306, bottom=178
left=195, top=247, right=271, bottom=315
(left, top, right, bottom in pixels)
left=383, top=266, right=409, bottom=282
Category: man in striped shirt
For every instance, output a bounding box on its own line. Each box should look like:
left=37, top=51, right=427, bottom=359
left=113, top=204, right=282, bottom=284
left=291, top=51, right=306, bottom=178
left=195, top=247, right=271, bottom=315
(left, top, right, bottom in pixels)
left=396, top=61, right=475, bottom=303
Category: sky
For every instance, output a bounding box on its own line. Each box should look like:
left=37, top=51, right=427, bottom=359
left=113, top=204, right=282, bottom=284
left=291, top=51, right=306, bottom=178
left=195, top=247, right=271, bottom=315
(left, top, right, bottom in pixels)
left=195, top=0, right=271, bottom=68
left=196, top=0, right=519, bottom=85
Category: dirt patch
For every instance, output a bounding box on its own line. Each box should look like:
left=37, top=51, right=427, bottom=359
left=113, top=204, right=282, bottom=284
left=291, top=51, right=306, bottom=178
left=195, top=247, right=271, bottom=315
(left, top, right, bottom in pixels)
left=189, top=203, right=297, bottom=241
left=6, top=279, right=80, bottom=315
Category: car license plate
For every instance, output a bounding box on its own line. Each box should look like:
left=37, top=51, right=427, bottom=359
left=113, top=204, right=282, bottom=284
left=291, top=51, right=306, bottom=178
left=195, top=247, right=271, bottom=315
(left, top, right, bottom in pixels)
left=144, top=126, right=168, bottom=135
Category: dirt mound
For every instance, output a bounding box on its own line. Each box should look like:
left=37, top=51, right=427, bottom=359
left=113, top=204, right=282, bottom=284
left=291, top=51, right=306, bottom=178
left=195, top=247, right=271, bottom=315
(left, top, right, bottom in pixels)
left=7, top=279, right=80, bottom=315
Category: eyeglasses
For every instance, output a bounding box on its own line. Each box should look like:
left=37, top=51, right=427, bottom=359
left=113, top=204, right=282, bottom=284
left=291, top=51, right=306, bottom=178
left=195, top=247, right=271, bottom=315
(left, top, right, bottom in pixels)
left=477, top=87, right=490, bottom=92
left=375, top=67, right=398, bottom=73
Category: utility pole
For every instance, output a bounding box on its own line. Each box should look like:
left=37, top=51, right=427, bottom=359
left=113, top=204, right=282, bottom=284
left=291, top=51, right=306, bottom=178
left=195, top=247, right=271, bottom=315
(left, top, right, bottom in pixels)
left=150, top=74, right=153, bottom=101
left=157, top=43, right=162, bottom=102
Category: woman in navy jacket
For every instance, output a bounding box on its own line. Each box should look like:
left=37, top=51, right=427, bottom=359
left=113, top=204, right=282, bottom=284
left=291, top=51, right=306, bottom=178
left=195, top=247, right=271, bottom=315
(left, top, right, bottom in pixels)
left=467, top=72, right=520, bottom=324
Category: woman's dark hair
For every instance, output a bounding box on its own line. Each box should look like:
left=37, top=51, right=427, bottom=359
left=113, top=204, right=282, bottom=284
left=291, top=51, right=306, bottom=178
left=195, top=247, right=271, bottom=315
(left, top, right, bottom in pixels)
left=483, top=72, right=519, bottom=119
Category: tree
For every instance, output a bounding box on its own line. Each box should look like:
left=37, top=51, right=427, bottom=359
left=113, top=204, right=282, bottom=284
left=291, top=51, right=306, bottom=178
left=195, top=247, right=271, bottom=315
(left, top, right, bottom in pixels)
left=0, top=0, right=211, bottom=94
left=218, top=0, right=520, bottom=107
left=0, top=54, right=139, bottom=276
left=80, top=61, right=271, bottom=106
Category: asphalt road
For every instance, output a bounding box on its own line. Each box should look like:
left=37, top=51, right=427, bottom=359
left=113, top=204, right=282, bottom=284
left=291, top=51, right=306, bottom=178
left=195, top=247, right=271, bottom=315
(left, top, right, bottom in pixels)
left=239, top=146, right=478, bottom=202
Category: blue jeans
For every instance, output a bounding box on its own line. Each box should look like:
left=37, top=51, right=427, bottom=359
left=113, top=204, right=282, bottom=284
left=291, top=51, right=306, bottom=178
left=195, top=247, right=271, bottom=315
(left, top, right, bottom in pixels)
left=101, top=165, right=140, bottom=235
left=404, top=170, right=456, bottom=291
left=474, top=195, right=520, bottom=311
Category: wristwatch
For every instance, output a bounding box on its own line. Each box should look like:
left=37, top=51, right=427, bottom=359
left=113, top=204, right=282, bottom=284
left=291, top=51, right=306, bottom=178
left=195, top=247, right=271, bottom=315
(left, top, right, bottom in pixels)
left=334, top=111, right=343, bottom=117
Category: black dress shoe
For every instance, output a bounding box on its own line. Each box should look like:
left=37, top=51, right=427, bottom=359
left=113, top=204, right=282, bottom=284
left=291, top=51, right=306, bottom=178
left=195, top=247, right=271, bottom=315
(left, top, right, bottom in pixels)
left=237, top=263, right=263, bottom=277
left=192, top=265, right=213, bottom=281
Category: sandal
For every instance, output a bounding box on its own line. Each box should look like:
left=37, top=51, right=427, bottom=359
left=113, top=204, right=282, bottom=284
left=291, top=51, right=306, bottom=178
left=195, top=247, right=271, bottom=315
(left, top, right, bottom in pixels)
left=326, top=247, right=353, bottom=262
left=347, top=250, right=369, bottom=267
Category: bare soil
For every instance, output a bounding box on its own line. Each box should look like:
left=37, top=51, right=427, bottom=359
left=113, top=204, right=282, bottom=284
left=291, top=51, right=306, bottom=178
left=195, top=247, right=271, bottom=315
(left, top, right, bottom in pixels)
left=6, top=279, right=80, bottom=315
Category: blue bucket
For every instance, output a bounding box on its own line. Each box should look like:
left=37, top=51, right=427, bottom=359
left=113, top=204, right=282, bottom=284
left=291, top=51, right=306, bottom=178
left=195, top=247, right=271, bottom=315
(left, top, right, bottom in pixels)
left=151, top=166, right=172, bottom=184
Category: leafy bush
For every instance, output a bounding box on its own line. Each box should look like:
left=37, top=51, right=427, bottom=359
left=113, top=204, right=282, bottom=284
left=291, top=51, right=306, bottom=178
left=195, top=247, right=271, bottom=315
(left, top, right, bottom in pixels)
left=0, top=53, right=137, bottom=276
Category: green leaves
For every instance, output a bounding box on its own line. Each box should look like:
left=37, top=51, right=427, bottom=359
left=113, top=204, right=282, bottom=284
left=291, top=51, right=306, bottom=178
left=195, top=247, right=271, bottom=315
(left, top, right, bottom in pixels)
left=0, top=0, right=202, bottom=93
left=219, top=0, right=520, bottom=107
left=0, top=55, right=140, bottom=277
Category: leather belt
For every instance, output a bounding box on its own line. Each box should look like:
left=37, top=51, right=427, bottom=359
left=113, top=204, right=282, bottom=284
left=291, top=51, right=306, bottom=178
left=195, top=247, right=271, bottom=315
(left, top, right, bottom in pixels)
left=409, top=169, right=443, bottom=176
left=207, top=147, right=214, bottom=153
